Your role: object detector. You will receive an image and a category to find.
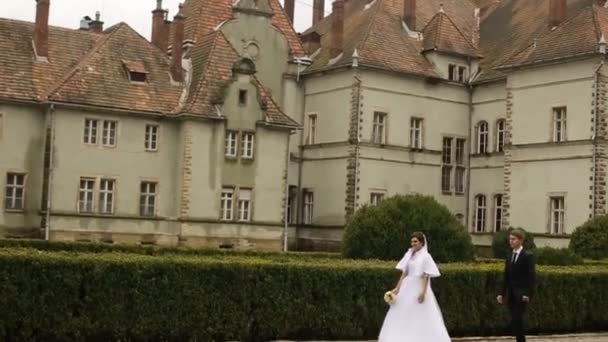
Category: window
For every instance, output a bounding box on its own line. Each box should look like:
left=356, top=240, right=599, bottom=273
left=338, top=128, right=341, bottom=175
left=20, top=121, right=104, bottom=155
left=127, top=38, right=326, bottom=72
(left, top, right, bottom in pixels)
left=84, top=119, right=98, bottom=145
left=0, top=113, right=3, bottom=141
left=128, top=71, right=147, bottom=83
left=78, top=178, right=95, bottom=213
left=306, top=114, right=317, bottom=145
left=145, top=124, right=159, bottom=151
left=370, top=192, right=385, bottom=206
left=225, top=131, right=237, bottom=157
left=494, top=194, right=503, bottom=232
left=410, top=118, right=423, bottom=149
left=496, top=119, right=506, bottom=152
left=238, top=189, right=252, bottom=222
left=455, top=138, right=466, bottom=194
left=5, top=173, right=26, bottom=211
left=303, top=190, right=314, bottom=224
left=550, top=197, right=565, bottom=234
left=99, top=179, right=115, bottom=215
left=287, top=186, right=297, bottom=224
left=441, top=137, right=453, bottom=192
left=123, top=60, right=148, bottom=83
left=448, top=64, right=457, bottom=81
left=220, top=188, right=234, bottom=221
left=238, top=89, right=248, bottom=106
left=449, top=64, right=467, bottom=82
left=241, top=132, right=255, bottom=159
left=372, top=112, right=387, bottom=144
left=139, top=182, right=157, bottom=217
left=477, top=121, right=489, bottom=153
left=102, top=121, right=117, bottom=147
left=474, top=195, right=487, bottom=232
left=458, top=66, right=467, bottom=82
left=553, top=107, right=567, bottom=142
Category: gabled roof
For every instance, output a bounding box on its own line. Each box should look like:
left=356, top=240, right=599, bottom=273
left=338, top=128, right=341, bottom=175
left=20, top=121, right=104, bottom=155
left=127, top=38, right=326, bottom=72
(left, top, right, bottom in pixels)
left=46, top=23, right=182, bottom=114
left=422, top=10, right=480, bottom=58
left=304, top=0, right=479, bottom=77
left=180, top=0, right=306, bottom=57
left=0, top=18, right=99, bottom=102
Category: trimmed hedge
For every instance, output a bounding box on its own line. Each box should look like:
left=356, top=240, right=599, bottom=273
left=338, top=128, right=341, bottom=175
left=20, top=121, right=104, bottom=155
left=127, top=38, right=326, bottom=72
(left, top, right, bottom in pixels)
left=535, top=247, right=583, bottom=266
left=492, top=228, right=537, bottom=259
left=342, top=194, right=475, bottom=263
left=570, top=215, right=608, bottom=260
left=0, top=248, right=606, bottom=341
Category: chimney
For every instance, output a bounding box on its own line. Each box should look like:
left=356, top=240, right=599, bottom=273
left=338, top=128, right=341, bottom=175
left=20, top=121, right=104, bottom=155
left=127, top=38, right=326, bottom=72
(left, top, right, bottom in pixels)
left=402, top=0, right=416, bottom=30
left=313, top=0, right=325, bottom=26
left=33, top=0, right=50, bottom=60
left=151, top=0, right=165, bottom=49
left=473, top=8, right=480, bottom=49
left=284, top=0, right=295, bottom=23
left=89, top=11, right=104, bottom=33
left=548, top=0, right=567, bottom=28
left=330, top=0, right=344, bottom=59
left=160, top=11, right=171, bottom=55
left=170, top=4, right=185, bottom=82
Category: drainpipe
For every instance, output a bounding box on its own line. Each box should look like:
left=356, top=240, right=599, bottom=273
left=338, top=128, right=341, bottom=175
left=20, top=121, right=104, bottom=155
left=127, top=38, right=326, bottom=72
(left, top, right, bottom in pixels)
left=466, top=83, right=473, bottom=229
left=592, top=58, right=605, bottom=217
left=283, top=132, right=291, bottom=252
left=45, top=103, right=55, bottom=241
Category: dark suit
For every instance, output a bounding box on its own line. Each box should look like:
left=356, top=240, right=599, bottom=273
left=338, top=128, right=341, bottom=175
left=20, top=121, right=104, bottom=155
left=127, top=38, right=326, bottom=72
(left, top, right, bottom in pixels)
left=501, top=249, right=536, bottom=342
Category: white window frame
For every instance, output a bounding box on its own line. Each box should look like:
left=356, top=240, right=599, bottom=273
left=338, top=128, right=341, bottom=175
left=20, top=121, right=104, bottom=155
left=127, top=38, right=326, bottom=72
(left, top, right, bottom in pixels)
left=78, top=177, right=96, bottom=213
left=238, top=189, right=252, bottom=222
left=241, top=132, right=255, bottom=159
left=99, top=178, right=115, bottom=215
left=5, top=173, right=26, bottom=211
left=477, top=121, right=489, bottom=154
left=496, top=119, right=506, bottom=152
left=220, top=188, right=234, bottom=221
left=139, top=181, right=157, bottom=217
left=474, top=195, right=487, bottom=233
left=287, top=186, right=297, bottom=224
left=410, top=117, right=423, bottom=149
left=441, top=137, right=453, bottom=193
left=83, top=118, right=98, bottom=145
left=553, top=107, right=567, bottom=142
left=372, top=112, right=387, bottom=144
left=303, top=190, right=314, bottom=225
left=549, top=196, right=565, bottom=234
left=225, top=131, right=238, bottom=157
left=458, top=66, right=468, bottom=82
left=306, top=114, right=317, bottom=145
left=145, top=124, right=159, bottom=152
left=102, top=120, right=118, bottom=147
left=0, top=113, right=4, bottom=141
left=455, top=167, right=466, bottom=194
left=494, top=194, right=503, bottom=232
left=370, top=192, right=385, bottom=206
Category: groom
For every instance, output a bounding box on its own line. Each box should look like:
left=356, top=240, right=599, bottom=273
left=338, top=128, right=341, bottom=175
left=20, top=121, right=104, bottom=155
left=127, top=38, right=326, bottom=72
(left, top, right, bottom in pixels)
left=496, top=229, right=536, bottom=342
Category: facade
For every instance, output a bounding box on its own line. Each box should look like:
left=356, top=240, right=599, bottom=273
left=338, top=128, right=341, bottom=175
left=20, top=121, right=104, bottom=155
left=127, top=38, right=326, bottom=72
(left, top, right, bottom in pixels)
left=2, top=0, right=608, bottom=251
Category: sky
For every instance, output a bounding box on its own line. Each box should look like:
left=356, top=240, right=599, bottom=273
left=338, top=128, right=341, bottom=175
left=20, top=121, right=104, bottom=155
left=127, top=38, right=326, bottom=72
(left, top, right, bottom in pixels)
left=3, top=0, right=332, bottom=39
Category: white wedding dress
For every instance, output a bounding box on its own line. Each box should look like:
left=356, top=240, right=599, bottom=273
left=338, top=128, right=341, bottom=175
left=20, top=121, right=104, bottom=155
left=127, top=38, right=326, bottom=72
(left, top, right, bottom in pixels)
left=378, top=243, right=451, bottom=342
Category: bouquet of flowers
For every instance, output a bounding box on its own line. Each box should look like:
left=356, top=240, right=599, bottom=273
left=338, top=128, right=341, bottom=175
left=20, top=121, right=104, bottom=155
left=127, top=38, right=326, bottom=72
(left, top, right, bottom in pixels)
left=384, top=291, right=397, bottom=305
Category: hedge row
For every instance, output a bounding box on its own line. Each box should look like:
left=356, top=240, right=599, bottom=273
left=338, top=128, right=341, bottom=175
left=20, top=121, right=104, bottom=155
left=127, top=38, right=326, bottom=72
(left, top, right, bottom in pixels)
left=0, top=248, right=606, bottom=341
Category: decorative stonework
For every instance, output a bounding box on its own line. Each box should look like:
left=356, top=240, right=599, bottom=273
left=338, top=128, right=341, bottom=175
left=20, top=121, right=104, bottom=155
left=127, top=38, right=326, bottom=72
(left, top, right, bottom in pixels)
left=592, top=65, right=608, bottom=216
left=180, top=121, right=194, bottom=217
left=502, top=89, right=514, bottom=229
left=345, top=73, right=363, bottom=219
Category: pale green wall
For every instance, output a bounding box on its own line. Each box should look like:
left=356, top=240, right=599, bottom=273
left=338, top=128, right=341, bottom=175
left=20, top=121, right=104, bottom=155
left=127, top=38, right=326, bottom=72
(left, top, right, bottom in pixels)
left=0, top=103, right=44, bottom=232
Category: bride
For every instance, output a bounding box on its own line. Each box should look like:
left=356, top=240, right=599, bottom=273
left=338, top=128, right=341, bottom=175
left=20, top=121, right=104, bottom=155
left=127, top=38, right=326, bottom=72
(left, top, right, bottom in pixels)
left=378, top=232, right=451, bottom=342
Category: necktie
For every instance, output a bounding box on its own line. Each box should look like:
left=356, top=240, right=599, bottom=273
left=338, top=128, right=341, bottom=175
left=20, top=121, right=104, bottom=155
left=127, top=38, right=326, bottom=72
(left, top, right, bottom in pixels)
left=512, top=252, right=518, bottom=264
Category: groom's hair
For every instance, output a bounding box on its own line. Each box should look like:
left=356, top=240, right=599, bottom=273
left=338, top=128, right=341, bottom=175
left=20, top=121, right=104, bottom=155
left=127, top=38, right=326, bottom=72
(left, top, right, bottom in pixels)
left=411, top=232, right=426, bottom=245
left=510, top=229, right=526, bottom=241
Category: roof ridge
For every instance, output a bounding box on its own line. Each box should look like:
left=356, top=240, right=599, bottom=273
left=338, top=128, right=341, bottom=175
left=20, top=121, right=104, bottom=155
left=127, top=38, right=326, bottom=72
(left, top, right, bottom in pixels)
left=41, top=24, right=123, bottom=101
left=358, top=0, right=387, bottom=58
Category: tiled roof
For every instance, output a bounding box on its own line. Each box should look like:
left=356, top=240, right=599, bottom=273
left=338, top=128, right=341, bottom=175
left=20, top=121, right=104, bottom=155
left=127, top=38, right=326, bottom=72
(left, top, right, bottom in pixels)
left=180, top=0, right=305, bottom=57
left=47, top=23, right=182, bottom=114
left=253, top=77, right=300, bottom=128
left=0, top=18, right=99, bottom=102
left=422, top=11, right=480, bottom=58
left=304, top=0, right=478, bottom=77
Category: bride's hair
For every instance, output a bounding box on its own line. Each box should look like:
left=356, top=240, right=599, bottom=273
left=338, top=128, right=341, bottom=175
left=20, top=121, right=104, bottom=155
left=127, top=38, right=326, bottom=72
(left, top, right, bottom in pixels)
left=411, top=231, right=426, bottom=246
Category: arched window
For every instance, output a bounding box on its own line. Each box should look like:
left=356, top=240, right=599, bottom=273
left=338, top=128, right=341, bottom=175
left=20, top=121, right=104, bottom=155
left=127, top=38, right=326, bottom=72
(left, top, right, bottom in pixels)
left=474, top=195, right=487, bottom=232
left=477, top=121, right=489, bottom=153
left=496, top=119, right=506, bottom=152
left=494, top=194, right=504, bottom=232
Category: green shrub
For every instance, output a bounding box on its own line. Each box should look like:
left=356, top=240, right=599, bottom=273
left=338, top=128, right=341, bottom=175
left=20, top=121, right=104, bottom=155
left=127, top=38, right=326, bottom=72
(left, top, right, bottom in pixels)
left=0, top=248, right=606, bottom=340
left=492, top=228, right=537, bottom=259
left=570, top=215, right=608, bottom=260
left=535, top=247, right=583, bottom=266
left=342, top=194, right=474, bottom=263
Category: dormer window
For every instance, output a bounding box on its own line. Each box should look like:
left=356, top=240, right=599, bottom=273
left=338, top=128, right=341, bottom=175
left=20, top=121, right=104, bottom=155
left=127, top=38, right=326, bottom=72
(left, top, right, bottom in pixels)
left=122, top=60, right=148, bottom=83
left=448, top=64, right=467, bottom=83
left=239, top=89, right=248, bottom=106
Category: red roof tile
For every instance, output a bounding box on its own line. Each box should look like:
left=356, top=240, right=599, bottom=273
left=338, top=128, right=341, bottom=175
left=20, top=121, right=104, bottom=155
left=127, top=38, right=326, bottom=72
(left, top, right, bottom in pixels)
left=422, top=11, right=480, bottom=58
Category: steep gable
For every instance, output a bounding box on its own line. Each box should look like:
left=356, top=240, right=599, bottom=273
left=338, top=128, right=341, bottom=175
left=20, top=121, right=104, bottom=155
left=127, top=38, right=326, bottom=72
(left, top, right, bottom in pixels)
left=422, top=11, right=480, bottom=58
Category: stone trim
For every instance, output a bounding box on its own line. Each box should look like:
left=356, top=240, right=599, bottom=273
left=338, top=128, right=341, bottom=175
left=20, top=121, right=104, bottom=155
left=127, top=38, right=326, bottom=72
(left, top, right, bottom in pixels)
left=345, top=73, right=363, bottom=219
left=592, top=64, right=608, bottom=216
left=179, top=121, right=194, bottom=217
left=501, top=88, right=514, bottom=229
